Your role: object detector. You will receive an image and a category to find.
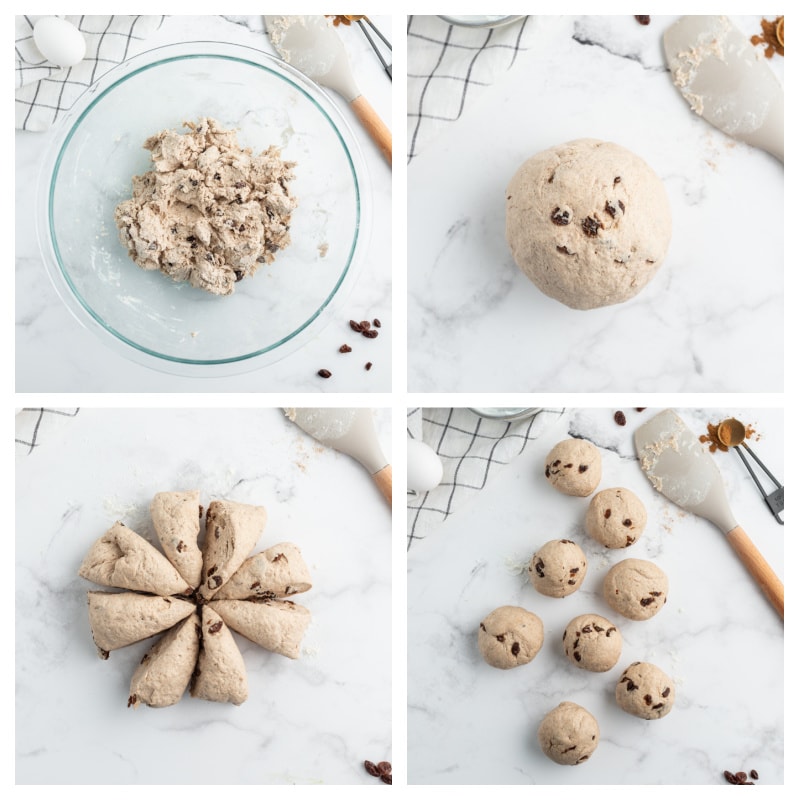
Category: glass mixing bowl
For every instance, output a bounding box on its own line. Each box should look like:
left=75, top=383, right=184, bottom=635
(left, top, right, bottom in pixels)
left=36, top=41, right=370, bottom=376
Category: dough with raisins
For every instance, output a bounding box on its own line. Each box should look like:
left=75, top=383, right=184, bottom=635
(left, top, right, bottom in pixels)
left=478, top=605, right=544, bottom=669
left=506, top=138, right=671, bottom=309
left=585, top=487, right=647, bottom=548
left=114, top=117, right=296, bottom=296
left=544, top=438, right=601, bottom=497
left=528, top=539, right=587, bottom=598
left=538, top=701, right=600, bottom=765
left=615, top=661, right=675, bottom=719
left=604, top=558, right=668, bottom=620
left=563, top=613, right=622, bottom=672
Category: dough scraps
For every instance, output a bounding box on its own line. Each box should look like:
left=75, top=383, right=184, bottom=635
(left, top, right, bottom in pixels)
left=114, top=117, right=297, bottom=296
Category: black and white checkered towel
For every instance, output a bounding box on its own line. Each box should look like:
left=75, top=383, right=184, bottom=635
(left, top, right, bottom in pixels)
left=15, top=15, right=165, bottom=131
left=407, top=407, right=563, bottom=551
left=16, top=409, right=80, bottom=456
left=407, top=14, right=533, bottom=162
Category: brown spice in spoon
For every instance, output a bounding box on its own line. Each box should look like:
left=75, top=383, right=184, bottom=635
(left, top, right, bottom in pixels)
left=750, top=16, right=784, bottom=58
left=700, top=419, right=760, bottom=453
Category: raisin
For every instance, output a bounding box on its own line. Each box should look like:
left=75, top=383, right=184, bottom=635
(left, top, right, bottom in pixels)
left=578, top=464, right=588, bottom=473
left=750, top=770, right=759, bottom=780
left=208, top=621, right=223, bottom=634
left=623, top=518, right=632, bottom=527
left=362, top=329, right=379, bottom=339
left=496, top=634, right=505, bottom=643
left=365, top=362, right=373, bottom=371
left=662, top=687, right=671, bottom=697
left=723, top=771, right=738, bottom=784
left=373, top=318, right=382, bottom=328
left=208, top=575, right=223, bottom=589
left=604, top=509, right=611, bottom=519
left=644, top=694, right=652, bottom=705
left=535, top=559, right=545, bottom=578
left=604, top=201, right=618, bottom=218
left=614, top=410, right=627, bottom=426
left=511, top=642, right=520, bottom=656
left=635, top=15, right=651, bottom=25
left=250, top=581, right=261, bottom=590
left=582, top=216, right=602, bottom=236
left=567, top=579, right=576, bottom=585
left=318, top=369, right=332, bottom=378
left=640, top=597, right=655, bottom=606
left=364, top=761, right=381, bottom=777
left=234, top=270, right=245, bottom=282
left=339, top=344, right=352, bottom=353
left=349, top=320, right=363, bottom=332
left=574, top=652, right=581, bottom=662
left=551, top=207, right=572, bottom=225
left=652, top=703, right=664, bottom=710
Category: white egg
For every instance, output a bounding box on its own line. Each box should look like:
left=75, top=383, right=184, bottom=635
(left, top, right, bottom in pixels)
left=407, top=439, right=444, bottom=493
left=33, top=16, right=86, bottom=69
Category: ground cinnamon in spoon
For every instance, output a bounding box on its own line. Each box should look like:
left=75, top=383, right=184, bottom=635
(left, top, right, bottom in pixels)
left=700, top=420, right=761, bottom=453
left=751, top=16, right=784, bottom=58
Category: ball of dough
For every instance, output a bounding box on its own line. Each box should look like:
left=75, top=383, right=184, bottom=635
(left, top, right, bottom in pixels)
left=563, top=613, right=622, bottom=672
left=528, top=539, right=587, bottom=598
left=478, top=605, right=544, bottom=669
left=585, top=488, right=647, bottom=548
left=506, top=138, right=672, bottom=310
left=616, top=662, right=675, bottom=719
left=544, top=439, right=601, bottom=497
left=604, top=559, right=668, bottom=620
left=538, top=701, right=600, bottom=765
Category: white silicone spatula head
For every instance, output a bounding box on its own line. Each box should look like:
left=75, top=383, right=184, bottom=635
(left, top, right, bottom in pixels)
left=663, top=15, right=784, bottom=161
left=285, top=408, right=391, bottom=506
left=634, top=409, right=737, bottom=533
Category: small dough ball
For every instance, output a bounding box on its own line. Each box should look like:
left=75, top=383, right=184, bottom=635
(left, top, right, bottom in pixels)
left=478, top=605, right=544, bottom=669
left=604, top=558, right=668, bottom=620
left=544, top=439, right=601, bottom=497
left=528, top=539, right=587, bottom=598
left=538, top=701, right=600, bottom=765
left=506, top=138, right=672, bottom=310
left=563, top=613, right=622, bottom=672
left=616, top=662, right=675, bottom=719
left=586, top=488, right=647, bottom=548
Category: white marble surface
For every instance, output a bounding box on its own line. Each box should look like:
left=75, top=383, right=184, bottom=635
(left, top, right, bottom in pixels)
left=408, top=15, right=784, bottom=392
left=407, top=407, right=784, bottom=784
left=15, top=15, right=392, bottom=392
left=15, top=407, right=391, bottom=784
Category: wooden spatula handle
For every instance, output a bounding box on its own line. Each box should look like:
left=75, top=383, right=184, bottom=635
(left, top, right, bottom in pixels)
left=372, top=465, right=392, bottom=507
left=350, top=95, right=392, bottom=164
left=726, top=526, right=784, bottom=619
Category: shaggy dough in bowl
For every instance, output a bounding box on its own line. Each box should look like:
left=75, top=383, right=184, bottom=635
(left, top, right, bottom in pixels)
left=506, top=138, right=671, bottom=309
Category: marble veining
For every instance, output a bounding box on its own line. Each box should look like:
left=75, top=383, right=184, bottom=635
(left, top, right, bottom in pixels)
left=408, top=15, right=783, bottom=391
left=408, top=407, right=783, bottom=784
left=16, top=408, right=391, bottom=784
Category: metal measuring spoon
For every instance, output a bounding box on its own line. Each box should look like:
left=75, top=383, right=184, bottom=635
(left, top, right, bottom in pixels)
left=718, top=418, right=783, bottom=525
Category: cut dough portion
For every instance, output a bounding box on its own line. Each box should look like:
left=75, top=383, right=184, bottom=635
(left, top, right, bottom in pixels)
left=544, top=439, right=602, bottom=497
left=78, top=521, right=192, bottom=596
left=150, top=490, right=204, bottom=588
left=562, top=613, right=622, bottom=672
left=210, top=599, right=310, bottom=659
left=199, top=500, right=267, bottom=599
left=538, top=701, right=600, bottom=765
left=128, top=612, right=200, bottom=708
left=191, top=605, right=248, bottom=705
left=478, top=605, right=544, bottom=669
left=528, top=539, right=587, bottom=598
left=616, top=661, right=675, bottom=719
left=586, top=488, right=647, bottom=549
left=213, top=542, right=312, bottom=601
left=86, top=591, right=195, bottom=657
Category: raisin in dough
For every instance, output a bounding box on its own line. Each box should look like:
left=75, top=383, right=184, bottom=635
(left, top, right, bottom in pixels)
left=586, top=488, right=647, bottom=549
left=114, top=117, right=296, bottom=297
left=544, top=439, right=602, bottom=497
left=563, top=613, right=622, bottom=672
left=506, top=138, right=672, bottom=309
left=528, top=539, right=587, bottom=598
left=604, top=559, right=668, bottom=620
left=191, top=605, right=248, bottom=705
left=478, top=605, right=544, bottom=669
left=538, top=701, right=600, bottom=765
left=616, top=662, right=675, bottom=719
